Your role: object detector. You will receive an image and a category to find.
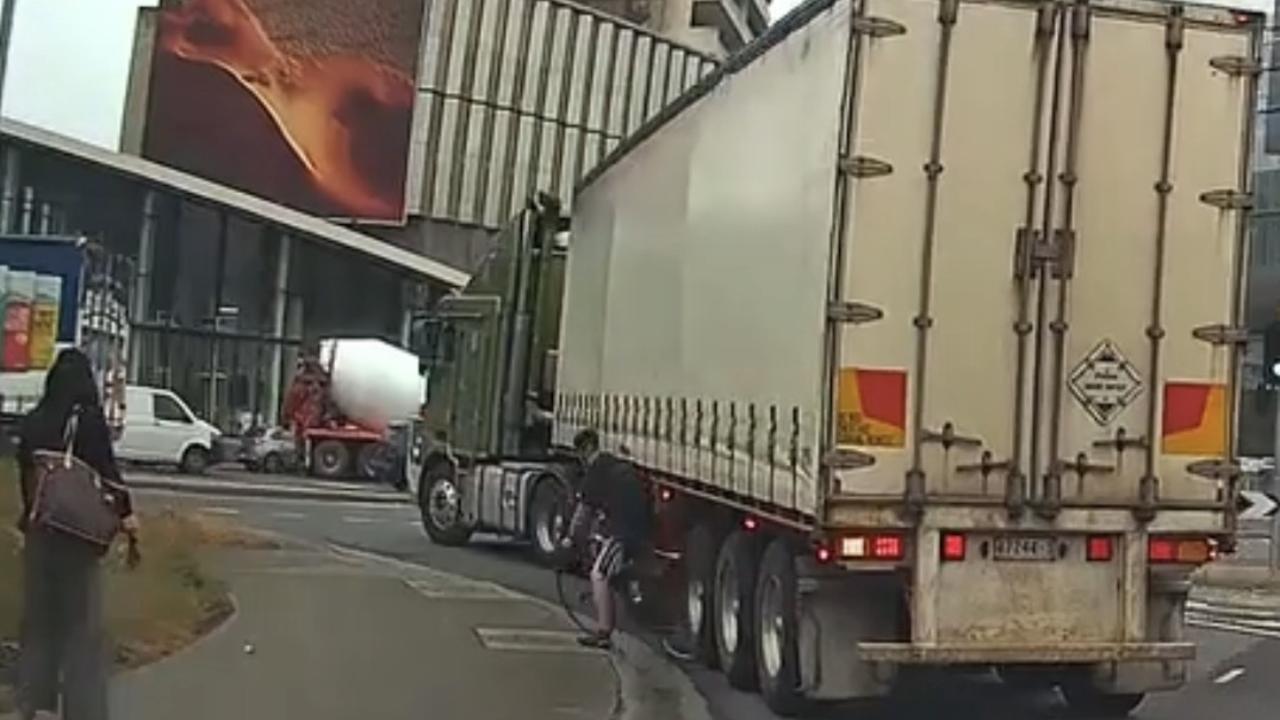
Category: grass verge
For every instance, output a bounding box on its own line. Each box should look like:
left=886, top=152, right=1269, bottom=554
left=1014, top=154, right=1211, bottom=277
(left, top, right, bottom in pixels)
left=1, top=461, right=276, bottom=711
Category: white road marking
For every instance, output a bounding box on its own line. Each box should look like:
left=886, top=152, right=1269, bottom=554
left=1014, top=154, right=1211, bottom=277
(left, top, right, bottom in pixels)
left=343, top=516, right=376, bottom=524
left=272, top=511, right=306, bottom=520
left=1187, top=615, right=1280, bottom=640
left=199, top=506, right=240, bottom=516
left=1213, top=667, right=1246, bottom=685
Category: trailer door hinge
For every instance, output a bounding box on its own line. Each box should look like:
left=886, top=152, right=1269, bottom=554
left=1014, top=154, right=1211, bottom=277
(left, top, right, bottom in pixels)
left=1186, top=459, right=1239, bottom=481
left=1014, top=228, right=1075, bottom=279
left=1199, top=189, right=1252, bottom=210
left=1191, top=323, right=1250, bottom=346
left=851, top=15, right=908, bottom=37
left=839, top=155, right=894, bottom=178
left=827, top=301, right=884, bottom=324
left=1209, top=55, right=1261, bottom=76
left=824, top=448, right=876, bottom=470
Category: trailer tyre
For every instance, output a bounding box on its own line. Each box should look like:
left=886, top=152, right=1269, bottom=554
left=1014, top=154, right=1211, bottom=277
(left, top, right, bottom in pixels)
left=714, top=531, right=760, bottom=689
left=312, top=440, right=351, bottom=478
left=1058, top=682, right=1144, bottom=718
left=420, top=464, right=473, bottom=546
left=756, top=538, right=804, bottom=716
left=529, top=480, right=572, bottom=566
left=683, top=524, right=719, bottom=667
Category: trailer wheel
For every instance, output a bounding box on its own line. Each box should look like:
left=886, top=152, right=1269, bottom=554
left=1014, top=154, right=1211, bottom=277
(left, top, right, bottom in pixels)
left=1058, top=682, right=1144, bottom=717
left=714, top=530, right=760, bottom=689
left=420, top=464, right=473, bottom=546
left=756, top=538, right=804, bottom=716
left=529, top=480, right=571, bottom=566
left=312, top=440, right=351, bottom=478
left=683, top=524, right=719, bottom=666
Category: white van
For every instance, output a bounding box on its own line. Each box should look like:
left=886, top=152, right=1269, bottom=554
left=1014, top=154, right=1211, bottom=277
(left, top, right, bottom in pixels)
left=115, top=385, right=220, bottom=474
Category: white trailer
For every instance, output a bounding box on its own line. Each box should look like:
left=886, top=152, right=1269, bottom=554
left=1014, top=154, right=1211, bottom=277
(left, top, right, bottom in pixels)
left=553, top=0, right=1259, bottom=713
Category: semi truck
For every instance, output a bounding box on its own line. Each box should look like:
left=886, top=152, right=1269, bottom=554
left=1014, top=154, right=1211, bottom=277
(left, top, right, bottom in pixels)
left=408, top=0, right=1260, bottom=714
left=0, top=235, right=133, bottom=435
left=284, top=337, right=426, bottom=480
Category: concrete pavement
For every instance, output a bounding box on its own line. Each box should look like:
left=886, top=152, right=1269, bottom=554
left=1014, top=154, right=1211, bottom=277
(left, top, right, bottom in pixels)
left=110, top=545, right=619, bottom=720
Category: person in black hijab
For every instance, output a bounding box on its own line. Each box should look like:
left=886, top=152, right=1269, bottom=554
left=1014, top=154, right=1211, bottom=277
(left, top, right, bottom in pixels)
left=14, top=348, right=136, bottom=720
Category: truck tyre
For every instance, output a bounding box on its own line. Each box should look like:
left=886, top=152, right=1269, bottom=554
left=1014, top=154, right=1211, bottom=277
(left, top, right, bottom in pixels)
left=1058, top=682, right=1144, bottom=718
left=313, top=440, right=351, bottom=478
left=420, top=464, right=473, bottom=546
left=756, top=538, right=804, bottom=716
left=529, top=480, right=571, bottom=566
left=714, top=530, right=760, bottom=689
left=683, top=524, right=719, bottom=667
left=180, top=446, right=210, bottom=475
left=356, top=443, right=385, bottom=481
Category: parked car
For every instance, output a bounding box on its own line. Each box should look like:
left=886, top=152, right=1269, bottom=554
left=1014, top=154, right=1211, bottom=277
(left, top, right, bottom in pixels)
left=115, top=385, right=220, bottom=474
left=239, top=426, right=299, bottom=474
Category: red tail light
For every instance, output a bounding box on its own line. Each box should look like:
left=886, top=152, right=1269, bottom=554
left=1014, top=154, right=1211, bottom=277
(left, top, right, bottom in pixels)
left=816, top=544, right=834, bottom=563
left=941, top=533, right=966, bottom=561
left=743, top=516, right=759, bottom=531
left=1148, top=536, right=1211, bottom=564
left=872, top=534, right=904, bottom=560
left=1086, top=535, right=1114, bottom=562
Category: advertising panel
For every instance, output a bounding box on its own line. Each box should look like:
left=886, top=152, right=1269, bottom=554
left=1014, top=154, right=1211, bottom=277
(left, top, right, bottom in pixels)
left=143, top=0, right=427, bottom=222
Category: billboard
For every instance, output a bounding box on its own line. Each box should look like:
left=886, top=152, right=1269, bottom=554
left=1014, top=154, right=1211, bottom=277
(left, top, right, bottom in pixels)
left=142, top=0, right=427, bottom=222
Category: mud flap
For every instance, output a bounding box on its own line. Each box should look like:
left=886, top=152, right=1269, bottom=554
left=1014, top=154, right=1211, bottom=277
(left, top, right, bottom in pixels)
left=796, top=562, right=901, bottom=700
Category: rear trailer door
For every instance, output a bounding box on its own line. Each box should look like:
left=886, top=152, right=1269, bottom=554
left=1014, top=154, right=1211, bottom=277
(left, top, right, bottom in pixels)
left=828, top=0, right=1257, bottom=521
left=827, top=0, right=1257, bottom=659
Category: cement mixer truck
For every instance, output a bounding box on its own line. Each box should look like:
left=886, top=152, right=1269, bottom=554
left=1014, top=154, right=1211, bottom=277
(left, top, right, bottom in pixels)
left=282, top=337, right=426, bottom=480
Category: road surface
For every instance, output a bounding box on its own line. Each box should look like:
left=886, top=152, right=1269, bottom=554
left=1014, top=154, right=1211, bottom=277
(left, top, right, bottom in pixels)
left=132, top=473, right=1280, bottom=720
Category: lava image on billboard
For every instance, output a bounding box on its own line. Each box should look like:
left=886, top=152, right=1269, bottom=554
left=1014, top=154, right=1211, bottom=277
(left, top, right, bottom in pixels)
left=143, top=0, right=425, bottom=221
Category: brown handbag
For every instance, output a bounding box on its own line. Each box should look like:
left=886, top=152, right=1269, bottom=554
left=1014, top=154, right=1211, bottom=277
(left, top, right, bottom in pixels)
left=27, top=410, right=123, bottom=553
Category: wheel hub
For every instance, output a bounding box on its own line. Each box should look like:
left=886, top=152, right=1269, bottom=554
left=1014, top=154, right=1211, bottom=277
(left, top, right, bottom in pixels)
left=719, top=564, right=740, bottom=653
left=428, top=479, right=461, bottom=529
left=759, top=576, right=784, bottom=678
left=687, top=578, right=706, bottom=634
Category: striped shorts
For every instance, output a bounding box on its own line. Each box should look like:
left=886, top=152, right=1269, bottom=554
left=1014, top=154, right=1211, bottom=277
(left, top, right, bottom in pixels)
left=591, top=537, right=628, bottom=581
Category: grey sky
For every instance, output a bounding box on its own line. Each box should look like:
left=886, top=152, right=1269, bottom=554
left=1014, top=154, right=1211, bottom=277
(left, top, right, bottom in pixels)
left=0, top=0, right=1270, bottom=150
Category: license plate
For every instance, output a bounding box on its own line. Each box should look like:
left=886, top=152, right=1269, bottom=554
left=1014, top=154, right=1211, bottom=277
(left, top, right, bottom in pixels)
left=992, top=536, right=1057, bottom=562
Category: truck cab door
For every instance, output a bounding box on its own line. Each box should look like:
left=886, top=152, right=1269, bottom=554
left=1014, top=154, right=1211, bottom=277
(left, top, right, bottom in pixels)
left=428, top=296, right=503, bottom=456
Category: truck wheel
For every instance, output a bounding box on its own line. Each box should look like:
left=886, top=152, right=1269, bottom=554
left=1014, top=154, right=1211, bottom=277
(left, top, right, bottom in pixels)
left=180, top=446, right=210, bottom=475
left=756, top=538, right=804, bottom=716
left=714, top=530, right=760, bottom=689
left=356, top=443, right=384, bottom=481
left=313, top=440, right=351, bottom=478
left=529, top=481, right=571, bottom=566
left=262, top=453, right=283, bottom=474
left=420, top=464, right=473, bottom=546
left=683, top=524, right=719, bottom=667
left=1059, top=682, right=1144, bottom=717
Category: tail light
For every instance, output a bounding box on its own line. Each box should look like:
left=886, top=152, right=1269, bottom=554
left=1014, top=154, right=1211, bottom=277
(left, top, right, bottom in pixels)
left=840, top=533, right=906, bottom=561
left=941, top=533, right=966, bottom=561
left=1148, top=536, right=1211, bottom=565
left=1086, top=535, right=1114, bottom=562
left=743, top=516, right=759, bottom=531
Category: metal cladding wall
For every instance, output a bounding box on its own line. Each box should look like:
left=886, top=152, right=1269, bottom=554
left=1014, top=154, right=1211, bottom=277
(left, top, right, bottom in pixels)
left=407, top=0, right=719, bottom=229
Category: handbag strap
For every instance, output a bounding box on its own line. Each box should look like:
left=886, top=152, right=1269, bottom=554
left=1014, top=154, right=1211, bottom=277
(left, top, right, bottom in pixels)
left=62, top=406, right=82, bottom=470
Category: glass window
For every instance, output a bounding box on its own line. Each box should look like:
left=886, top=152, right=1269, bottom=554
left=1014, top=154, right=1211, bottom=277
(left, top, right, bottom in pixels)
left=155, top=394, right=193, bottom=424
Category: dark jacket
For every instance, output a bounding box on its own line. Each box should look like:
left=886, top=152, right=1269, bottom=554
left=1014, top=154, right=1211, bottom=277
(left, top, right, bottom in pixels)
left=16, top=403, right=131, bottom=532
left=580, top=452, right=652, bottom=550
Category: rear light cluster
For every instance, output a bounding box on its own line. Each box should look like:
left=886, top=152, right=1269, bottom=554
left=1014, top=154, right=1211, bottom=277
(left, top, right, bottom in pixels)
left=1086, top=535, right=1114, bottom=562
left=815, top=533, right=906, bottom=562
left=1148, top=537, right=1211, bottom=565
left=839, top=533, right=905, bottom=561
